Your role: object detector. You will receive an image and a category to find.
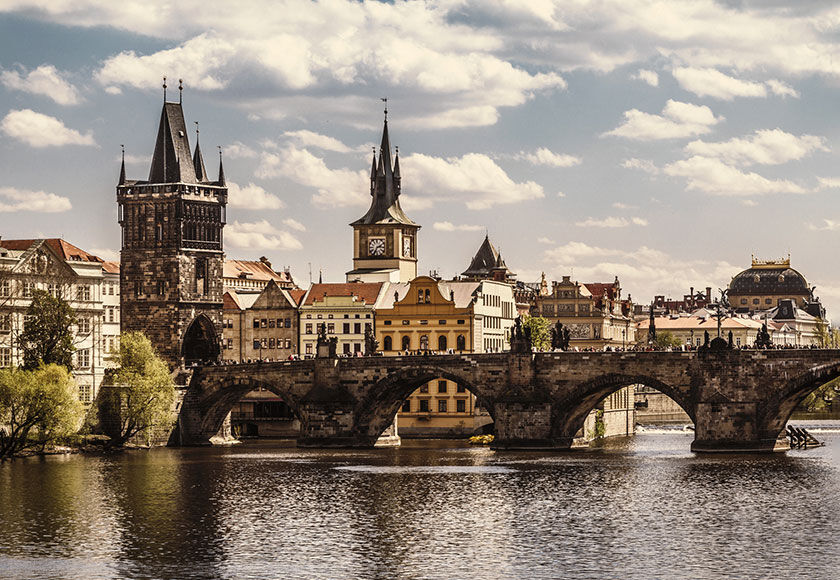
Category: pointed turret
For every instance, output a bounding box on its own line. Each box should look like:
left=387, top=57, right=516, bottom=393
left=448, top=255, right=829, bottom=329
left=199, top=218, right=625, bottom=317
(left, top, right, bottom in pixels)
left=369, top=148, right=377, bottom=195
left=193, top=124, right=207, bottom=182
left=217, top=149, right=226, bottom=186
left=351, top=116, right=416, bottom=226
left=148, top=102, right=198, bottom=184
left=118, top=146, right=126, bottom=185
left=462, top=234, right=514, bottom=281
left=393, top=146, right=401, bottom=196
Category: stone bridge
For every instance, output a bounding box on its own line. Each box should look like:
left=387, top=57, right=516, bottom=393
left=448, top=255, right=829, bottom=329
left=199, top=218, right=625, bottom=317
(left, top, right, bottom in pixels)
left=176, top=349, right=840, bottom=452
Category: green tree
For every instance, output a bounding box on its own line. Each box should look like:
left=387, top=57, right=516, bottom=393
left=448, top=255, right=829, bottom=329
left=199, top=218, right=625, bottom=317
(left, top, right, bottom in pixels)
left=653, top=330, right=683, bottom=349
left=0, top=364, right=83, bottom=460
left=18, top=289, right=76, bottom=370
left=815, top=318, right=832, bottom=348
left=800, top=376, right=840, bottom=412
left=102, top=331, right=174, bottom=446
left=522, top=315, right=552, bottom=351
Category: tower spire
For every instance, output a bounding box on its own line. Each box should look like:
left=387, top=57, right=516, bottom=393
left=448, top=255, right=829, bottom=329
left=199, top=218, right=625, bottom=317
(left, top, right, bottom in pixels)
left=193, top=121, right=207, bottom=182
left=217, top=146, right=226, bottom=186
left=163, top=76, right=167, bottom=102
left=119, top=144, right=126, bottom=185
left=369, top=147, right=376, bottom=195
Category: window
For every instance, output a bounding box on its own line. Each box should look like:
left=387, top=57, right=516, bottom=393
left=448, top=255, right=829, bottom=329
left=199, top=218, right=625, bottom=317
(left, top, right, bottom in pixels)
left=108, top=307, right=115, bottom=323
left=457, top=335, right=466, bottom=351
left=753, top=298, right=760, bottom=305
left=457, top=384, right=466, bottom=393
left=438, top=380, right=447, bottom=393
left=0, top=348, right=11, bottom=367
left=384, top=320, right=392, bottom=326
left=261, top=319, right=267, bottom=328
left=77, top=349, right=90, bottom=368
left=457, top=319, right=465, bottom=325
left=285, top=318, right=291, bottom=328
left=108, top=283, right=114, bottom=296
left=402, top=336, right=410, bottom=351
left=419, top=399, right=430, bottom=412
left=0, top=314, right=10, bottom=333
left=383, top=336, right=392, bottom=351
left=401, top=400, right=411, bottom=413
left=78, top=284, right=91, bottom=301
left=420, top=384, right=429, bottom=393
left=78, top=317, right=90, bottom=334
left=439, top=320, right=446, bottom=325
left=740, top=298, right=747, bottom=305
left=420, top=335, right=429, bottom=350
left=79, top=385, right=92, bottom=404
left=765, top=298, right=772, bottom=305
left=306, top=323, right=313, bottom=334
left=269, top=338, right=276, bottom=349
left=306, top=343, right=312, bottom=354
left=424, top=289, right=430, bottom=303
left=438, top=335, right=447, bottom=351
left=343, top=343, right=351, bottom=355
left=22, top=281, right=33, bottom=298
left=269, top=319, right=276, bottom=328
left=456, top=399, right=466, bottom=413
left=354, top=323, right=361, bottom=334
left=0, top=280, right=9, bottom=297
left=253, top=340, right=261, bottom=350
left=343, top=323, right=350, bottom=334
left=438, top=399, right=447, bottom=413
left=327, top=323, right=334, bottom=334
left=354, top=343, right=361, bottom=353
left=254, top=319, right=260, bottom=329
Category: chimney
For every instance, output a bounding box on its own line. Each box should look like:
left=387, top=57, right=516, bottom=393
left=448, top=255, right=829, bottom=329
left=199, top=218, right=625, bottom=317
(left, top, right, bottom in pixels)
left=706, top=287, right=712, bottom=301
left=259, top=256, right=272, bottom=270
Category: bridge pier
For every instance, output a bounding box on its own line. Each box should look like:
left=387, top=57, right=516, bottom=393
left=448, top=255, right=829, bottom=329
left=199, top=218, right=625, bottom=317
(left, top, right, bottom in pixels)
left=491, top=400, right=571, bottom=450
left=690, top=400, right=786, bottom=453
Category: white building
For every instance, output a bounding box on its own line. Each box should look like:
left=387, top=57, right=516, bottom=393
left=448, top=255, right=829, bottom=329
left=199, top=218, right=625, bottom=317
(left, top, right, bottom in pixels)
left=0, top=239, right=119, bottom=405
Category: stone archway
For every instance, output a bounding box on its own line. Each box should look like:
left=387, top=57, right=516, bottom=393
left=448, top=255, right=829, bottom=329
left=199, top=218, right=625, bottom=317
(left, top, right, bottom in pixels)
left=354, top=366, right=490, bottom=442
left=182, top=314, right=220, bottom=365
left=551, top=373, right=694, bottom=444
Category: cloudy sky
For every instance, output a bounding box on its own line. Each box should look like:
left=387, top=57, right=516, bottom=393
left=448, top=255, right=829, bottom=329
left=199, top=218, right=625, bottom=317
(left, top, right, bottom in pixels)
left=2, top=1, right=840, bottom=320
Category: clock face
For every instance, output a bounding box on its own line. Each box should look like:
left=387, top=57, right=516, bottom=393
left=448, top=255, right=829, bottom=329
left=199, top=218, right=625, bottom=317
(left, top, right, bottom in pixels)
left=368, top=238, right=385, bottom=256
left=403, top=236, right=412, bottom=257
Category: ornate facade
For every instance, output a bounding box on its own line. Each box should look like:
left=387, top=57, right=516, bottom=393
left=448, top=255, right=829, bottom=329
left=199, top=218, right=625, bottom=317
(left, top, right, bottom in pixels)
left=727, top=256, right=823, bottom=317
left=117, top=94, right=227, bottom=368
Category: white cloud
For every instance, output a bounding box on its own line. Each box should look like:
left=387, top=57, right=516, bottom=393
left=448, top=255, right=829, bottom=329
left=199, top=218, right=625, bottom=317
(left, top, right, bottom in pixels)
left=0, top=64, right=82, bottom=105
left=603, top=100, right=722, bottom=140
left=255, top=145, right=368, bottom=207
left=513, top=147, right=581, bottom=167
left=621, top=158, right=659, bottom=174
left=741, top=199, right=758, bottom=207
left=225, top=141, right=258, bottom=159
left=227, top=181, right=285, bottom=210
left=632, top=69, right=659, bottom=86
left=575, top=216, right=648, bottom=228
left=226, top=219, right=302, bottom=251
left=0, top=109, right=96, bottom=147
left=433, top=221, right=484, bottom=232
left=766, top=79, right=799, bottom=98
left=673, top=67, right=766, bottom=100
left=0, top=187, right=72, bottom=213
left=663, top=156, right=808, bottom=196
left=404, top=152, right=544, bottom=209
left=685, top=130, right=827, bottom=166
left=283, top=218, right=306, bottom=231
left=818, top=177, right=840, bottom=189
left=283, top=130, right=364, bottom=154
left=808, top=219, right=840, bottom=232
left=612, top=202, right=637, bottom=210
left=537, top=236, right=555, bottom=244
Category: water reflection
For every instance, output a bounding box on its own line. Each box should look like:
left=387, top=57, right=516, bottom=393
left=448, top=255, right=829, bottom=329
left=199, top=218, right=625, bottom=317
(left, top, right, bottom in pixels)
left=1, top=432, right=840, bottom=579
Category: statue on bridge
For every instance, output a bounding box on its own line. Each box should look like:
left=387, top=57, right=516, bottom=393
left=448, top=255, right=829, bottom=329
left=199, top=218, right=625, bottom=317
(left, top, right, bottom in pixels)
left=551, top=321, right=571, bottom=350
left=364, top=326, right=379, bottom=356
left=316, top=324, right=338, bottom=358
left=755, top=323, right=772, bottom=349
left=510, top=316, right=532, bottom=354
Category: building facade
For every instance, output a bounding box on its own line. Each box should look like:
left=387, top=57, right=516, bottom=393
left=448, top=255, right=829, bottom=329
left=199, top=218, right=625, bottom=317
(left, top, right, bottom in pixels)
left=0, top=239, right=119, bottom=405
left=728, top=256, right=824, bottom=317
left=223, top=258, right=296, bottom=293
left=117, top=94, right=227, bottom=368
left=299, top=283, right=386, bottom=357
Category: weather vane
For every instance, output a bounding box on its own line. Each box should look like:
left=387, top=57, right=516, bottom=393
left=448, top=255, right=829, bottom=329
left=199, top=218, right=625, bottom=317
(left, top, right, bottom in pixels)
left=381, top=97, right=388, bottom=119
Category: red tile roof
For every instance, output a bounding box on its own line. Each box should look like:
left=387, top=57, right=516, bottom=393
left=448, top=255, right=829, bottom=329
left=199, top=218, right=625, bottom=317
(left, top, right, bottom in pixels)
left=224, top=259, right=293, bottom=284
left=1, top=239, right=104, bottom=263
left=287, top=289, right=306, bottom=306
left=583, top=283, right=617, bottom=300
left=102, top=261, right=120, bottom=274
left=303, top=282, right=383, bottom=306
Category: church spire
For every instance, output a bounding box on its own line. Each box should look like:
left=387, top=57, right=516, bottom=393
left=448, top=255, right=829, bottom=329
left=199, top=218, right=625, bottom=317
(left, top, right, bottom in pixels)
left=393, top=146, right=401, bottom=196
left=369, top=147, right=377, bottom=195
left=118, top=145, right=126, bottom=185
left=192, top=122, right=207, bottom=182
left=217, top=147, right=226, bottom=186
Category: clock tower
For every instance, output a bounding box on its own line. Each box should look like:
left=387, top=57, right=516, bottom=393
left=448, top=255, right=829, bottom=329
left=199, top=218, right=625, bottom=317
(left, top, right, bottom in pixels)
left=346, top=113, right=419, bottom=283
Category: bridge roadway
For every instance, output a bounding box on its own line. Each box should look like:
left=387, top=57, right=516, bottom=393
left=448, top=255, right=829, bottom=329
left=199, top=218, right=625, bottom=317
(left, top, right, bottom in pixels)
left=176, top=349, right=840, bottom=452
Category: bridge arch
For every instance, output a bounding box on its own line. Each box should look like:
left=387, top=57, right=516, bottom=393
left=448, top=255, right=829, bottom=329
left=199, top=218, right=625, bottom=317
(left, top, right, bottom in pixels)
left=195, top=377, right=304, bottom=442
left=760, top=360, right=840, bottom=440
left=353, top=364, right=492, bottom=440
left=182, top=314, right=220, bottom=365
left=550, top=373, right=694, bottom=442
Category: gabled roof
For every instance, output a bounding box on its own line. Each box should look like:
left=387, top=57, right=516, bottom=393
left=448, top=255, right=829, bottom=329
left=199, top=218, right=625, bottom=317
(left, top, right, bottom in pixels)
left=102, top=261, right=120, bottom=274
left=148, top=102, right=198, bottom=184
left=351, top=119, right=417, bottom=227
left=302, top=282, right=384, bottom=306
left=223, top=291, right=243, bottom=310
left=287, top=288, right=306, bottom=306
left=0, top=239, right=103, bottom=263
left=583, top=282, right=618, bottom=300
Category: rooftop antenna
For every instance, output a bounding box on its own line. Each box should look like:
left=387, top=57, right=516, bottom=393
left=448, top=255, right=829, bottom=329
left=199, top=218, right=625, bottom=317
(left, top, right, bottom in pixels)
left=163, top=76, right=167, bottom=101
left=178, top=78, right=183, bottom=103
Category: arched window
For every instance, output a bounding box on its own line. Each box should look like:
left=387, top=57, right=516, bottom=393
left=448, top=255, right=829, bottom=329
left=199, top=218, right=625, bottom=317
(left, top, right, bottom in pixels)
left=383, top=336, right=392, bottom=351
left=424, top=289, right=431, bottom=303
left=420, top=335, right=429, bottom=350
left=456, top=335, right=466, bottom=351
left=418, top=289, right=423, bottom=303
left=438, top=335, right=447, bottom=351
left=402, top=335, right=411, bottom=351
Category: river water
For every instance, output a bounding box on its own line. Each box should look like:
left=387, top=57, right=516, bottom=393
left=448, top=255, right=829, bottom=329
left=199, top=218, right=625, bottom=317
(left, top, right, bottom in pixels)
left=2, top=424, right=840, bottom=580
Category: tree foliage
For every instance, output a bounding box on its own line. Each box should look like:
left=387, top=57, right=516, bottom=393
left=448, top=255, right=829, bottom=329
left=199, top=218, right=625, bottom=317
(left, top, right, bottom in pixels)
left=18, top=289, right=76, bottom=371
left=653, top=330, right=683, bottom=349
left=800, top=376, right=840, bottom=412
left=102, top=331, right=174, bottom=446
left=0, top=364, right=83, bottom=460
left=522, top=315, right=552, bottom=351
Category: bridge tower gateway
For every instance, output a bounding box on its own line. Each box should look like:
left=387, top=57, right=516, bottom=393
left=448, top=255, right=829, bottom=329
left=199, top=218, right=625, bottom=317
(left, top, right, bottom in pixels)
left=117, top=81, right=227, bottom=369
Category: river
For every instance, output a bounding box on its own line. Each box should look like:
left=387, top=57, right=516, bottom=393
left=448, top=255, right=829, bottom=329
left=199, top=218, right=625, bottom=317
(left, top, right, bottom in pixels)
left=1, top=424, right=840, bottom=579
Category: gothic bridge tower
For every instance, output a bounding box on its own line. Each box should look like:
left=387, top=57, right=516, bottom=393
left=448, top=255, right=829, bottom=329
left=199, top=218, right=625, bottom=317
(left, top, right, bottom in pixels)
left=117, top=83, right=227, bottom=368
left=346, top=112, right=420, bottom=283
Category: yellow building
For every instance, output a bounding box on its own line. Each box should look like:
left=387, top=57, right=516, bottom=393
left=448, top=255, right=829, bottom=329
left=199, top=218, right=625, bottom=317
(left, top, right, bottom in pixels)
left=377, top=276, right=516, bottom=437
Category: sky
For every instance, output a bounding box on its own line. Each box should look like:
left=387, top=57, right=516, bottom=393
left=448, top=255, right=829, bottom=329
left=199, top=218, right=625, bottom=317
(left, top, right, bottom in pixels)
left=1, top=0, right=840, bottom=321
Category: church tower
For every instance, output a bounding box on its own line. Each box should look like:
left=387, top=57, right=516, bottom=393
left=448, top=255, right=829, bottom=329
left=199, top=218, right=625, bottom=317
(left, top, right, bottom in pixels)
left=346, top=112, right=419, bottom=283
left=117, top=81, right=227, bottom=368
